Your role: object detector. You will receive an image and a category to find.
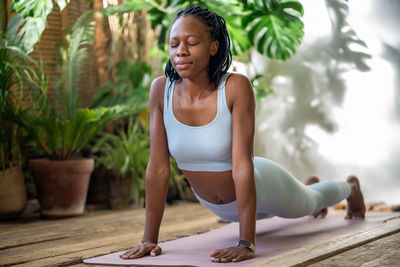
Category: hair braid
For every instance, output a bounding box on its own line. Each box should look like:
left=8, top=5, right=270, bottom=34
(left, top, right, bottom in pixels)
left=165, top=6, right=232, bottom=87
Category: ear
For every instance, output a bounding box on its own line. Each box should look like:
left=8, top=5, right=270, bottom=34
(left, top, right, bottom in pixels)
left=210, top=40, right=219, bottom=56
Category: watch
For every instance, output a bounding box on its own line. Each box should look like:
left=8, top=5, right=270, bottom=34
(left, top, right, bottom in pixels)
left=237, top=240, right=256, bottom=252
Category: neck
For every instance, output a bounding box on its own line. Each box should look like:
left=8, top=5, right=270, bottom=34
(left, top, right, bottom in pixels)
left=179, top=72, right=215, bottom=100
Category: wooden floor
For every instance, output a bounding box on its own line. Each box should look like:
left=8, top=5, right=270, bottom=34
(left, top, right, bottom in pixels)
left=1, top=200, right=399, bottom=267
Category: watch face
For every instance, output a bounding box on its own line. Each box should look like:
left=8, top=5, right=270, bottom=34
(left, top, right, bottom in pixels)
left=239, top=240, right=251, bottom=247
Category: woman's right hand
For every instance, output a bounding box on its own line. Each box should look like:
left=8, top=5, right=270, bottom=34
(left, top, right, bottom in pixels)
left=120, top=242, right=162, bottom=260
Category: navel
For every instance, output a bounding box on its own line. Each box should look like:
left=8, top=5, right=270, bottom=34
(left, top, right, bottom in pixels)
left=215, top=197, right=224, bottom=204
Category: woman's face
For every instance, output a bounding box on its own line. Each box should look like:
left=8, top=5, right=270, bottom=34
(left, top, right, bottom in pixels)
left=169, top=15, right=219, bottom=79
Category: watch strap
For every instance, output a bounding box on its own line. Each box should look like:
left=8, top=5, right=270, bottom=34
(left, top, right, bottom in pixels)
left=237, top=240, right=256, bottom=252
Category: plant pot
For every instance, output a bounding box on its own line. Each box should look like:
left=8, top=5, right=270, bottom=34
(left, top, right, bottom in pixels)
left=87, top=165, right=110, bottom=205
left=29, top=158, right=94, bottom=219
left=109, top=175, right=134, bottom=209
left=0, top=166, right=27, bottom=220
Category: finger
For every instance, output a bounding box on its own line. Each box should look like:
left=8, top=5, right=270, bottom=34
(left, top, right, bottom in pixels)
left=213, top=250, right=232, bottom=262
left=120, top=248, right=139, bottom=259
left=213, top=250, right=230, bottom=259
left=220, top=255, right=233, bottom=263
left=220, top=250, right=232, bottom=258
left=232, top=254, right=245, bottom=262
left=210, top=248, right=225, bottom=257
left=220, top=251, right=236, bottom=262
left=212, top=257, right=225, bottom=263
left=215, top=254, right=234, bottom=263
left=128, top=246, right=150, bottom=259
left=150, top=246, right=162, bottom=256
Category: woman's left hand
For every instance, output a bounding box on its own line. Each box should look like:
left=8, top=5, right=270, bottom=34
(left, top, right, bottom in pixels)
left=210, top=246, right=255, bottom=263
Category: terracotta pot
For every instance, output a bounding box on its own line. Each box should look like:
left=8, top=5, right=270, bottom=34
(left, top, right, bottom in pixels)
left=29, top=158, right=94, bottom=219
left=0, top=166, right=27, bottom=220
left=87, top=165, right=110, bottom=205
left=109, top=175, right=134, bottom=209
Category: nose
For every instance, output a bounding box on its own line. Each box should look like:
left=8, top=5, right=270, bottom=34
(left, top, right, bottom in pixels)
left=176, top=43, right=189, bottom=57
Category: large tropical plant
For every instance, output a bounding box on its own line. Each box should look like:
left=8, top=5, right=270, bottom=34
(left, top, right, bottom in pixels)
left=19, top=11, right=141, bottom=160
left=105, top=0, right=304, bottom=60
left=0, top=37, right=37, bottom=171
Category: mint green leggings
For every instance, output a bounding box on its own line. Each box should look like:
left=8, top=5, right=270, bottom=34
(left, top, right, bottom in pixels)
left=192, top=157, right=351, bottom=222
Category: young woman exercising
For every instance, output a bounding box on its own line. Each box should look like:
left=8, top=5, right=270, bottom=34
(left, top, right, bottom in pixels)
left=120, top=6, right=366, bottom=263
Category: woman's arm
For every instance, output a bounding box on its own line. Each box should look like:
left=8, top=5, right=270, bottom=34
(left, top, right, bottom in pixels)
left=142, top=77, right=171, bottom=244
left=121, top=76, right=171, bottom=259
left=211, top=74, right=257, bottom=263
left=230, top=74, right=257, bottom=244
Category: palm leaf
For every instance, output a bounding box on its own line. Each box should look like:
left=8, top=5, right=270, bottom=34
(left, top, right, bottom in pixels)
left=60, top=10, right=94, bottom=117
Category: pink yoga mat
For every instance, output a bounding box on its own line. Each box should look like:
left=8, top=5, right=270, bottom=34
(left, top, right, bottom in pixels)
left=84, top=212, right=395, bottom=266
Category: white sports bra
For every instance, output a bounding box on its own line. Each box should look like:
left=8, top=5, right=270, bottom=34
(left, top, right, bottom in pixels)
left=163, top=73, right=233, bottom=172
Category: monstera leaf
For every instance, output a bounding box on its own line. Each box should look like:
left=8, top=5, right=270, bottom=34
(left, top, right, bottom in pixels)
left=8, top=0, right=69, bottom=52
left=103, top=0, right=303, bottom=60
left=204, top=0, right=252, bottom=55
left=12, top=0, right=67, bottom=18
left=241, top=0, right=304, bottom=60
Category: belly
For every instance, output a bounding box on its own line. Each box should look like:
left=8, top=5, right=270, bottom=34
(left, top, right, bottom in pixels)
left=182, top=170, right=236, bottom=204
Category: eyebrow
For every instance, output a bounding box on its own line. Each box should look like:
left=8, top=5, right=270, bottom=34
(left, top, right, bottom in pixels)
left=170, top=34, right=201, bottom=40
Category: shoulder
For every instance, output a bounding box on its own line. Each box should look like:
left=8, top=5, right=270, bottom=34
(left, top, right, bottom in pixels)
left=226, top=72, right=251, bottom=85
left=149, top=76, right=168, bottom=107
left=225, top=73, right=255, bottom=107
left=150, top=76, right=167, bottom=97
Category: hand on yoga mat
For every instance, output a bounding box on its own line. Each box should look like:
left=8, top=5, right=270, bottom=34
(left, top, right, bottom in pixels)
left=119, top=242, right=162, bottom=259
left=210, top=246, right=254, bottom=263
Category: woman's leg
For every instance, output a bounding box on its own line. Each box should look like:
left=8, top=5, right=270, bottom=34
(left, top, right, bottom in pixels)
left=254, top=157, right=351, bottom=218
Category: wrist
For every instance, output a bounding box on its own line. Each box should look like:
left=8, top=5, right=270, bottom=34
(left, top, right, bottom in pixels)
left=237, top=239, right=256, bottom=252
left=142, top=239, right=157, bottom=245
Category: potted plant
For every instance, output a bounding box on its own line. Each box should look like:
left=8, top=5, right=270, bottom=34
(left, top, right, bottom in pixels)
left=91, top=116, right=149, bottom=209
left=19, top=12, right=138, bottom=218
left=86, top=57, right=150, bottom=208
left=0, top=37, right=31, bottom=219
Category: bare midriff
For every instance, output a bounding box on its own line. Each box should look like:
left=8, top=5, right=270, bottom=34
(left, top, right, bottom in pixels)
left=182, top=170, right=236, bottom=204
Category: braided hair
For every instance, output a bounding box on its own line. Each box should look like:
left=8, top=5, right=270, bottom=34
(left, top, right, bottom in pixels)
left=165, top=6, right=232, bottom=87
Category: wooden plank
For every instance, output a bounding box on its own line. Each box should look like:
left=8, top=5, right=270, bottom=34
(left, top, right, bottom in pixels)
left=245, top=217, right=400, bottom=267
left=0, top=201, right=201, bottom=241
left=309, top=231, right=400, bottom=266
left=0, top=202, right=222, bottom=266
left=10, top=216, right=221, bottom=267
left=0, top=202, right=185, bottom=237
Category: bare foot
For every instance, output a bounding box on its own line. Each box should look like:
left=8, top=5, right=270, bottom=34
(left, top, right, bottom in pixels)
left=305, top=175, right=328, bottom=218
left=345, top=175, right=366, bottom=219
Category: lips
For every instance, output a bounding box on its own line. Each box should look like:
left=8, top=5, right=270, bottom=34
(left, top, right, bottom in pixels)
left=174, top=61, right=192, bottom=69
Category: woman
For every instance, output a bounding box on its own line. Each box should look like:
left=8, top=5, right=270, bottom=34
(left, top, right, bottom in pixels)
left=120, top=6, right=366, bottom=263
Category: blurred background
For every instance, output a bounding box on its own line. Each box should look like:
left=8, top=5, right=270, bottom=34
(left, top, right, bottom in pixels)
left=2, top=0, right=399, bottom=220
left=246, top=0, right=400, bottom=205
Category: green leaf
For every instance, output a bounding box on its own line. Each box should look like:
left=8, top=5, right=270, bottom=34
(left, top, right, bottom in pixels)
left=13, top=0, right=53, bottom=18
left=103, top=0, right=159, bottom=16
left=9, top=0, right=70, bottom=52
left=6, top=14, right=46, bottom=52
left=281, top=1, right=304, bottom=16
left=243, top=0, right=304, bottom=60
left=54, top=0, right=68, bottom=11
